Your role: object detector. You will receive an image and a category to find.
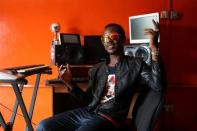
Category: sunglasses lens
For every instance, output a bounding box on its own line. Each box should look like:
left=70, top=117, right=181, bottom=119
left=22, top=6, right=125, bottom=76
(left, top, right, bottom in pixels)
left=109, top=34, right=119, bottom=40
left=101, top=36, right=109, bottom=43
left=101, top=34, right=119, bottom=43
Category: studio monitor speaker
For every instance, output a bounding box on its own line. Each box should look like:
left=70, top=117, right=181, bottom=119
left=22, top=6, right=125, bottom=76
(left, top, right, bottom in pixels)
left=84, top=35, right=108, bottom=64
left=124, top=43, right=151, bottom=65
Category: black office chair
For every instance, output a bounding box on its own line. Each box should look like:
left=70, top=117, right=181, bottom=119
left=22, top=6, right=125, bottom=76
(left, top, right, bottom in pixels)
left=47, top=79, right=164, bottom=131
left=121, top=87, right=164, bottom=131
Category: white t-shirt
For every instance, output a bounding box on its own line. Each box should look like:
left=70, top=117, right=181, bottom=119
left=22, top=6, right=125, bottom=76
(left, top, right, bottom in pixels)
left=100, top=66, right=116, bottom=103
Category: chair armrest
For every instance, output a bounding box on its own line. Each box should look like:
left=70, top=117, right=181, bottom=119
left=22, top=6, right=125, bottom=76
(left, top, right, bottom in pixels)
left=127, top=92, right=140, bottom=119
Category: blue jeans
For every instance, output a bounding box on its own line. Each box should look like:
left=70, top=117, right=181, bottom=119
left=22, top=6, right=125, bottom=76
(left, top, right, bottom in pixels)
left=36, top=107, right=117, bottom=131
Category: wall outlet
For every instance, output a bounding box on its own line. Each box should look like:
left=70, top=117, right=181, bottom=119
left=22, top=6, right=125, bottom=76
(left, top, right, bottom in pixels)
left=160, top=10, right=180, bottom=20
left=160, top=10, right=169, bottom=19
left=170, top=11, right=179, bottom=19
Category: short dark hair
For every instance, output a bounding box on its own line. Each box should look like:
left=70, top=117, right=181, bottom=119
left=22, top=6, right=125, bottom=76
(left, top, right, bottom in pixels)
left=104, top=23, right=126, bottom=42
left=104, top=23, right=125, bottom=35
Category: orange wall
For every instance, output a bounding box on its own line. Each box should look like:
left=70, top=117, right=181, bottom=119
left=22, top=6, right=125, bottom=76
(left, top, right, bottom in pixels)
left=0, top=0, right=166, bottom=68
left=0, top=0, right=196, bottom=86
left=0, top=0, right=197, bottom=130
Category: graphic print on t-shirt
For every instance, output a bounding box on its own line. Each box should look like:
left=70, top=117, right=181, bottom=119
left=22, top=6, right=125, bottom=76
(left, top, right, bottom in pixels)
left=100, top=74, right=116, bottom=103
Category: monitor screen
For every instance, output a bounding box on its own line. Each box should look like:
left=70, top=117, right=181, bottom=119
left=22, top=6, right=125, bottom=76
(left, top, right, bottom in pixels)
left=129, top=12, right=159, bottom=43
left=59, top=33, right=81, bottom=45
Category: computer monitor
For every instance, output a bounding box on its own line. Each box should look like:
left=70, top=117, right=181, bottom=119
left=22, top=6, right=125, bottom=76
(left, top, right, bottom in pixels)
left=52, top=33, right=84, bottom=66
left=129, top=12, right=159, bottom=44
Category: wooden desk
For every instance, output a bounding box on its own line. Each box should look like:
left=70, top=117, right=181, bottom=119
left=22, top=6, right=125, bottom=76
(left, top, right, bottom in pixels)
left=47, top=81, right=88, bottom=115
left=46, top=65, right=92, bottom=115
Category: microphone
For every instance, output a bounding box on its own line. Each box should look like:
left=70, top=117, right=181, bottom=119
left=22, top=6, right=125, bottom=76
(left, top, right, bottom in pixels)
left=50, top=23, right=61, bottom=65
left=50, top=23, right=61, bottom=42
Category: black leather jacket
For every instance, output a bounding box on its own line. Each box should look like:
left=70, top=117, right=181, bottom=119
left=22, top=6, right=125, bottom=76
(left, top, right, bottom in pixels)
left=71, top=56, right=163, bottom=122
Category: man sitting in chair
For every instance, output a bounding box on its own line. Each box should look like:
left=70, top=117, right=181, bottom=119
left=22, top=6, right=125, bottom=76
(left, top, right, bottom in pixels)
left=36, top=20, right=163, bottom=131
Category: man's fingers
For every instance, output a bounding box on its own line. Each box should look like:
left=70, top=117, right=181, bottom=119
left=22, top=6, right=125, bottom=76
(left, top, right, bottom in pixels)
left=144, top=28, right=154, bottom=32
left=58, top=65, right=64, bottom=74
left=152, top=19, right=159, bottom=31
left=152, top=19, right=157, bottom=26
left=144, top=28, right=154, bottom=35
left=66, top=64, right=70, bottom=72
